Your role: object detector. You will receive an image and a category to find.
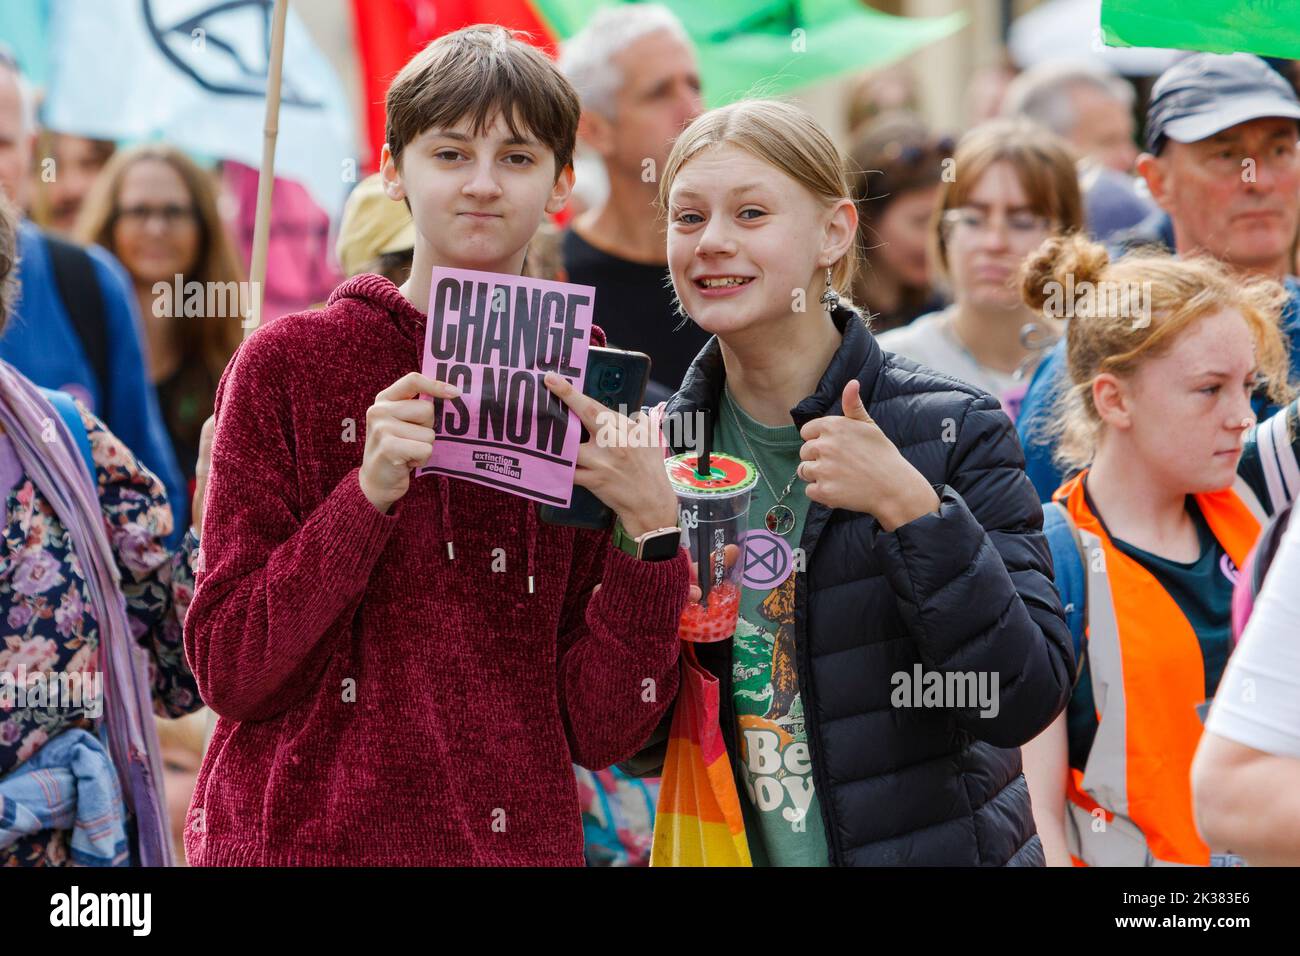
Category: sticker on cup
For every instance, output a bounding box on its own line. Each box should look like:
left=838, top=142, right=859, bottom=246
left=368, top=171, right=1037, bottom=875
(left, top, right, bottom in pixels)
left=742, top=530, right=794, bottom=590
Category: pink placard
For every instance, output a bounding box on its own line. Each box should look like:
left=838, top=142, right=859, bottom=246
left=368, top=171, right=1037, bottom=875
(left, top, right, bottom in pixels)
left=416, top=266, right=594, bottom=507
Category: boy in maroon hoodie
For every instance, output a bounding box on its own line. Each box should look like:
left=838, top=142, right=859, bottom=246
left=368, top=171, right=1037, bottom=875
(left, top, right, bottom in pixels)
left=182, top=25, right=690, bottom=866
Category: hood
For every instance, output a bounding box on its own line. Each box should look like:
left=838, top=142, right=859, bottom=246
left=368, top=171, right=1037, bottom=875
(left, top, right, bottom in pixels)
left=328, top=272, right=428, bottom=347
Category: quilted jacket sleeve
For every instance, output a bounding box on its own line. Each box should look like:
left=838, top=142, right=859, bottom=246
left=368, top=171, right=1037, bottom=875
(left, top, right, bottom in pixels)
left=871, top=392, right=1075, bottom=748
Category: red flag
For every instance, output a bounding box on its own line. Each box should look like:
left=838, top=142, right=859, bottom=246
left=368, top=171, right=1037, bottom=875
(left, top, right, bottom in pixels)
left=351, top=0, right=557, bottom=171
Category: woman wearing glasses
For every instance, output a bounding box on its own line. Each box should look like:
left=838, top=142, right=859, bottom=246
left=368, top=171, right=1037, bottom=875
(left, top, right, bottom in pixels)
left=0, top=192, right=209, bottom=866
left=76, top=145, right=244, bottom=499
left=876, top=119, right=1084, bottom=420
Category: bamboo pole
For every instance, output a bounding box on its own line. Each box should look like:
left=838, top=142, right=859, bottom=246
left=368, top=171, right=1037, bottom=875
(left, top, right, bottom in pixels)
left=244, top=0, right=290, bottom=339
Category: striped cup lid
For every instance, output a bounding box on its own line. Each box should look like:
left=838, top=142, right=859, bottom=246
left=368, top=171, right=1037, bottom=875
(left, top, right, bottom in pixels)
left=665, top=452, right=757, bottom=495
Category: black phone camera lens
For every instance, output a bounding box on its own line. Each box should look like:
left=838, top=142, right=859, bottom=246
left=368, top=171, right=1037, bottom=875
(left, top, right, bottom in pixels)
left=600, top=367, right=623, bottom=393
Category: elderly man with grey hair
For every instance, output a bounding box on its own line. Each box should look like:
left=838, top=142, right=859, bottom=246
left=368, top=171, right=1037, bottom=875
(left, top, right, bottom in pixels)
left=1002, top=61, right=1138, bottom=173
left=1002, top=61, right=1157, bottom=244
left=558, top=3, right=707, bottom=403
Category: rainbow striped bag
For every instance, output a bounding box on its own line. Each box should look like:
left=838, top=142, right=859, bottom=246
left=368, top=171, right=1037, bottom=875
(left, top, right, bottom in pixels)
left=650, top=643, right=752, bottom=866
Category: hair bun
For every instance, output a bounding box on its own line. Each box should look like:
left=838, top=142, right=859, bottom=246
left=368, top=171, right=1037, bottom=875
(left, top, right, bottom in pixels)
left=1020, top=232, right=1109, bottom=313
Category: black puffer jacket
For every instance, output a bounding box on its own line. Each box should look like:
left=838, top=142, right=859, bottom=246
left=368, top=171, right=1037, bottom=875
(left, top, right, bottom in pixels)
left=627, top=304, right=1074, bottom=865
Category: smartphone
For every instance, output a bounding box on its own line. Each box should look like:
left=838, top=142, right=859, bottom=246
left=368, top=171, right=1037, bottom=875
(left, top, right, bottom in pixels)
left=538, top=346, right=652, bottom=530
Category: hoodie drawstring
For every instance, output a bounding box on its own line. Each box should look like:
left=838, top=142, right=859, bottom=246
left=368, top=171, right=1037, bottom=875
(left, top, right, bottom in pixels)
left=438, top=477, right=455, bottom=560
left=524, top=503, right=537, bottom=595
left=436, top=474, right=537, bottom=595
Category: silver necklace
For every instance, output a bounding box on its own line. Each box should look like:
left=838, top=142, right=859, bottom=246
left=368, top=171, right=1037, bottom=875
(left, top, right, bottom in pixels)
left=724, top=388, right=800, bottom=537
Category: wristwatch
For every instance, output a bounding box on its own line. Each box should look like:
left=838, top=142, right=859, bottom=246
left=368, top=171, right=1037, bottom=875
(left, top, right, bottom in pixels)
left=613, top=519, right=681, bottom=562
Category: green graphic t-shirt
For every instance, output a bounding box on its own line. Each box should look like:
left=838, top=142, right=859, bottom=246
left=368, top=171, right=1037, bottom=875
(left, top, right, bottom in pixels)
left=715, top=389, right=830, bottom=867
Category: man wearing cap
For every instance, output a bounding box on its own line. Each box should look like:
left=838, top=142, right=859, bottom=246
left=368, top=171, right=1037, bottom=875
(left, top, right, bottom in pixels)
left=1018, top=52, right=1300, bottom=500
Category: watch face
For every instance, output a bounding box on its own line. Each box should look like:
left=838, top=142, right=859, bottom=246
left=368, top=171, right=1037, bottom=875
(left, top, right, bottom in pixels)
left=641, top=530, right=681, bottom=561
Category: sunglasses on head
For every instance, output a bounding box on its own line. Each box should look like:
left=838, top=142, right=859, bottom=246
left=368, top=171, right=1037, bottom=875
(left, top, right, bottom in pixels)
left=881, top=135, right=956, bottom=167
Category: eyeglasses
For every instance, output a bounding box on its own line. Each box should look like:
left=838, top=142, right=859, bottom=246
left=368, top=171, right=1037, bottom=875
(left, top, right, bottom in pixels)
left=114, top=204, right=198, bottom=229
left=942, top=206, right=1053, bottom=238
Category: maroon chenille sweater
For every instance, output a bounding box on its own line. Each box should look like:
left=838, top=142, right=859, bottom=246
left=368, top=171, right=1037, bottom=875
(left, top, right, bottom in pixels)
left=182, top=273, right=688, bottom=866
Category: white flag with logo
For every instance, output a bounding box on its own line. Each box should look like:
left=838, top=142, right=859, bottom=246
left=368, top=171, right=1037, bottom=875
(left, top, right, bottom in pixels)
left=42, top=0, right=355, bottom=215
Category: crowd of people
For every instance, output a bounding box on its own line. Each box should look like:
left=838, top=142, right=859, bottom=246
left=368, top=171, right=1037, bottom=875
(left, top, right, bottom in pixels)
left=2, top=5, right=1300, bottom=869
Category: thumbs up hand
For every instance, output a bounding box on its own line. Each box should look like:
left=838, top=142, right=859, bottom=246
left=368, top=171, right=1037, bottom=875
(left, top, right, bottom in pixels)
left=797, top=379, right=940, bottom=531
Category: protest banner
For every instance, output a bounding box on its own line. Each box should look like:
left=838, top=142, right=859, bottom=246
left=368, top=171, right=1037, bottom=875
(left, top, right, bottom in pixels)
left=417, top=266, right=594, bottom=507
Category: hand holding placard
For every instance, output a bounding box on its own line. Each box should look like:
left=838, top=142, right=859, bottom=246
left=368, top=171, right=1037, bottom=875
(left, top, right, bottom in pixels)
left=542, top=371, right=678, bottom=539
left=418, top=267, right=596, bottom=506
left=359, top=371, right=463, bottom=514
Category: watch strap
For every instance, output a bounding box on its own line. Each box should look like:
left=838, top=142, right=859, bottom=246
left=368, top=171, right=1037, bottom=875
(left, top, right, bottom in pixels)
left=613, top=519, right=680, bottom=561
left=612, top=519, right=638, bottom=557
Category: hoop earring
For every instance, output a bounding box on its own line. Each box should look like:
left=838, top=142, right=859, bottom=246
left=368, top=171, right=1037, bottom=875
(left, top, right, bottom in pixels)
left=819, top=266, right=837, bottom=309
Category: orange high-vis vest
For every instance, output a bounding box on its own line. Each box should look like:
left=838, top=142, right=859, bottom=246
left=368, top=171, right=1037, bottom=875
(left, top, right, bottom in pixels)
left=1052, top=470, right=1264, bottom=866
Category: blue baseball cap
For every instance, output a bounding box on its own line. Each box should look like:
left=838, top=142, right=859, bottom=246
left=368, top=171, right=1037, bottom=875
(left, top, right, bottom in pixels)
left=1145, top=53, right=1300, bottom=153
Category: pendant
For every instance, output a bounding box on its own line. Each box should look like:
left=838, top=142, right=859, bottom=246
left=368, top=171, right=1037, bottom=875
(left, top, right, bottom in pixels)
left=765, top=503, right=796, bottom=537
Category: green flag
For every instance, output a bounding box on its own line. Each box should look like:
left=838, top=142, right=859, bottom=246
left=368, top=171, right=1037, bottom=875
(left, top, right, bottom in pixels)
left=1101, top=0, right=1300, bottom=60
left=532, top=0, right=966, bottom=106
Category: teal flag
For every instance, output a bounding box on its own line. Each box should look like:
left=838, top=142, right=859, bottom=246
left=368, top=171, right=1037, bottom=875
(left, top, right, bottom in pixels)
left=0, top=0, right=51, bottom=86
left=1102, top=0, right=1300, bottom=60
left=533, top=0, right=967, bottom=106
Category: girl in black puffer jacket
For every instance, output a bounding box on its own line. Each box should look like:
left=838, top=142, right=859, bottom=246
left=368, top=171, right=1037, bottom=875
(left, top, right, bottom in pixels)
left=626, top=99, right=1073, bottom=866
